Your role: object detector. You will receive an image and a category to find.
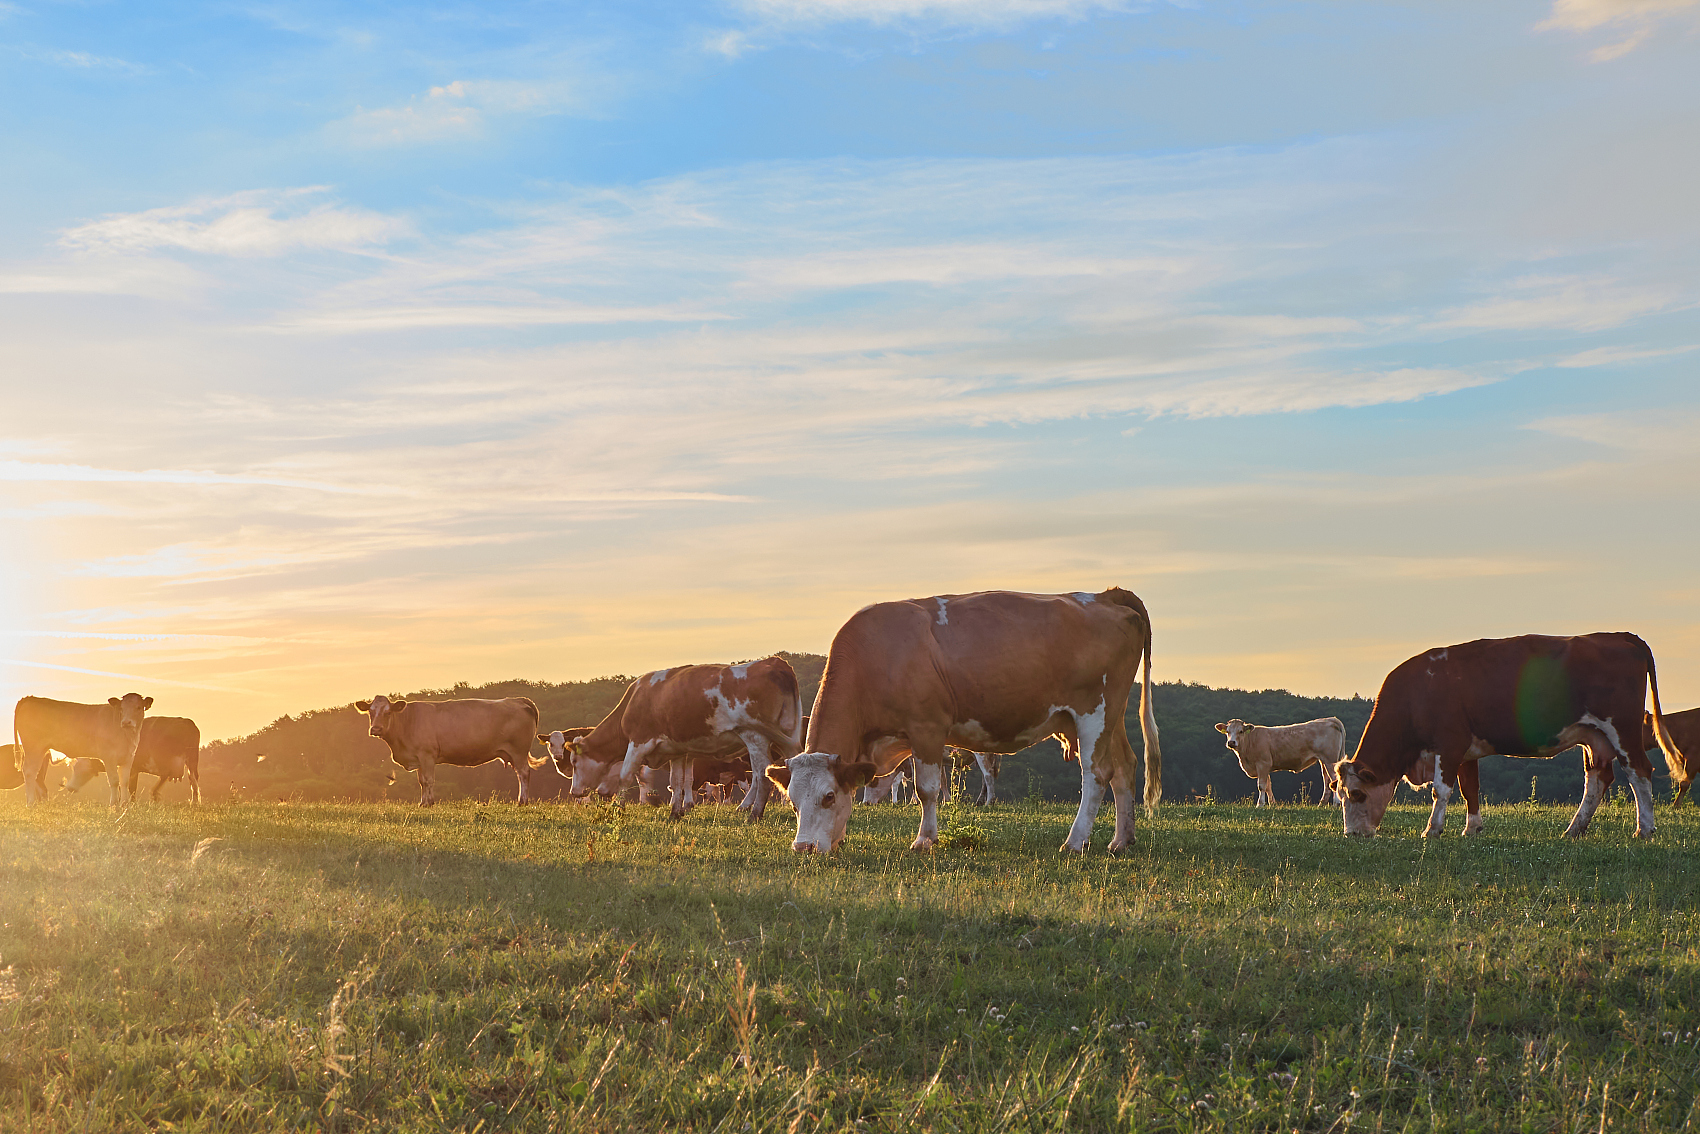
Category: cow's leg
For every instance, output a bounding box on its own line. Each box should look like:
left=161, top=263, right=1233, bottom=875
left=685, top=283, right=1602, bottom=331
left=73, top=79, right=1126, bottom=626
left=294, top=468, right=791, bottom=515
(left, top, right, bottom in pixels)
left=910, top=756, right=945, bottom=851
left=417, top=754, right=437, bottom=807
left=1106, top=734, right=1139, bottom=852
left=511, top=754, right=531, bottom=805
left=21, top=744, right=49, bottom=807
left=1258, top=774, right=1275, bottom=808
left=1564, top=726, right=1625, bottom=838
left=105, top=758, right=126, bottom=807
left=1624, top=748, right=1657, bottom=839
left=1062, top=701, right=1112, bottom=853
left=188, top=765, right=201, bottom=804
left=1460, top=761, right=1484, bottom=835
left=1423, top=751, right=1455, bottom=837
left=618, top=740, right=657, bottom=795
left=740, top=733, right=773, bottom=822
left=976, top=752, right=998, bottom=806
left=1318, top=761, right=1341, bottom=807
left=668, top=758, right=695, bottom=820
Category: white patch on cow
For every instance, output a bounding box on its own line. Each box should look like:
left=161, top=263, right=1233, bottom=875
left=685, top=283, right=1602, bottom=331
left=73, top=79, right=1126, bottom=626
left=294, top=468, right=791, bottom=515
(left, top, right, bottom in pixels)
left=620, top=738, right=661, bottom=784
left=649, top=669, right=671, bottom=686
left=912, top=759, right=944, bottom=849
left=1579, top=713, right=1624, bottom=758
left=1465, top=812, right=1484, bottom=835
left=1625, top=766, right=1655, bottom=837
left=705, top=687, right=755, bottom=733
left=730, top=663, right=749, bottom=679
left=1072, top=591, right=1096, bottom=604
left=935, top=597, right=949, bottom=626
left=1062, top=698, right=1109, bottom=852
left=974, top=751, right=998, bottom=805
left=1428, top=648, right=1448, bottom=661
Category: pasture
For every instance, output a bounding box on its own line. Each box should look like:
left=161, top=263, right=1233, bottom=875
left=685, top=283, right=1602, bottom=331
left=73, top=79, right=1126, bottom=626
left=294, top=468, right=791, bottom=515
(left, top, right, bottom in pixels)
left=2, top=794, right=1698, bottom=1132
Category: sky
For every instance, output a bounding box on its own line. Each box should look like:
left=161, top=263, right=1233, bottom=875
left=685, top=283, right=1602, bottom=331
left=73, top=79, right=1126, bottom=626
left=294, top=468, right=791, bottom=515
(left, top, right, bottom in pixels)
left=2, top=0, right=1698, bottom=742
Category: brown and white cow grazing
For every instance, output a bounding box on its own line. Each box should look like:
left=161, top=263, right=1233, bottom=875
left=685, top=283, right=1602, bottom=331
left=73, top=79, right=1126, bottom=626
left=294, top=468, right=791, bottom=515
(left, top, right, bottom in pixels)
left=550, top=657, right=802, bottom=820
left=64, top=716, right=202, bottom=803
left=1214, top=717, right=1344, bottom=806
left=1334, top=633, right=1690, bottom=840
left=356, top=695, right=545, bottom=806
left=771, top=587, right=1159, bottom=854
left=1645, top=707, right=1700, bottom=803
left=638, top=752, right=752, bottom=807
left=14, top=694, right=153, bottom=806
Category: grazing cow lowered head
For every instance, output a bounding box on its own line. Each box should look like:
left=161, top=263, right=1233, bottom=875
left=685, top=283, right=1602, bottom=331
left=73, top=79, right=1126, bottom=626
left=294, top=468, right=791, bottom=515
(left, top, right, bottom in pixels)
left=1334, top=760, right=1398, bottom=836
left=768, top=753, right=877, bottom=853
left=538, top=728, right=616, bottom=798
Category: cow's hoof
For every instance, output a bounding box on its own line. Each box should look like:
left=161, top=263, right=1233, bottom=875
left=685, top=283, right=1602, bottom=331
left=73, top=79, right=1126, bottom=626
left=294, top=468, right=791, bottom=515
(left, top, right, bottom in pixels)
left=1563, top=825, right=1588, bottom=840
left=1057, top=841, right=1087, bottom=854
left=746, top=808, right=765, bottom=824
left=910, top=837, right=937, bottom=851
left=1633, top=828, right=1655, bottom=840
left=1107, top=839, right=1132, bottom=855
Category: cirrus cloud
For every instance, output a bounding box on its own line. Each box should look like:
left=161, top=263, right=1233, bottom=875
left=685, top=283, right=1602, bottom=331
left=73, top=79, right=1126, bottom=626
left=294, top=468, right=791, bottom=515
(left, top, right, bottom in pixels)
left=61, top=189, right=409, bottom=257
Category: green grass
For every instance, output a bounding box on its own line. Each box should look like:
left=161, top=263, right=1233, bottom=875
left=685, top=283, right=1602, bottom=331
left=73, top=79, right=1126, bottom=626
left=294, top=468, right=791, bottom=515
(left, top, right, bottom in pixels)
left=2, top=792, right=1698, bottom=1132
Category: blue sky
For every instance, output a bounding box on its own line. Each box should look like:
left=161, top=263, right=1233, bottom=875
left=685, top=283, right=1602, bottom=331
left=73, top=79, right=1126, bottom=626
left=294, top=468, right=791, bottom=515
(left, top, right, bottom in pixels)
left=2, top=0, right=1698, bottom=738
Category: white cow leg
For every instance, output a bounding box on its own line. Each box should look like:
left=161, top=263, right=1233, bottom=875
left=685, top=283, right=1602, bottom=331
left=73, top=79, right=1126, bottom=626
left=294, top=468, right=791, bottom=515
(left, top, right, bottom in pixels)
left=1421, top=755, right=1451, bottom=837
left=1564, top=766, right=1606, bottom=838
left=1625, top=764, right=1656, bottom=839
left=741, top=734, right=772, bottom=822
left=911, top=759, right=943, bottom=850
left=106, top=760, right=125, bottom=807
left=22, top=746, right=48, bottom=807
left=976, top=752, right=997, bottom=806
left=514, top=756, right=531, bottom=805
left=1106, top=753, right=1137, bottom=853
left=668, top=759, right=694, bottom=820
left=1259, top=775, right=1274, bottom=808
left=1062, top=751, right=1105, bottom=854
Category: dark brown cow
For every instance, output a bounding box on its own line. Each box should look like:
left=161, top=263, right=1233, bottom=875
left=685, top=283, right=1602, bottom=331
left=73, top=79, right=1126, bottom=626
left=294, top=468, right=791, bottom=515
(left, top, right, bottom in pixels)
left=63, top=716, right=201, bottom=803
left=770, top=587, right=1159, bottom=854
left=1645, top=707, right=1700, bottom=803
left=14, top=694, right=153, bottom=806
left=1334, top=633, right=1689, bottom=839
left=356, top=695, right=545, bottom=806
left=551, top=657, right=802, bottom=820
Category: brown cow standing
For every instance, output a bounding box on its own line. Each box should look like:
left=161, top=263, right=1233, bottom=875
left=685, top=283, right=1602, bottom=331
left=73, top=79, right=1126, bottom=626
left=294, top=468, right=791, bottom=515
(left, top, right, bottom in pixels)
left=1214, top=717, right=1344, bottom=806
left=1645, top=707, right=1700, bottom=803
left=1334, top=633, right=1689, bottom=840
left=63, top=716, right=202, bottom=803
left=772, top=587, right=1159, bottom=854
left=14, top=694, right=153, bottom=806
left=355, top=695, right=545, bottom=806
left=550, top=658, right=802, bottom=821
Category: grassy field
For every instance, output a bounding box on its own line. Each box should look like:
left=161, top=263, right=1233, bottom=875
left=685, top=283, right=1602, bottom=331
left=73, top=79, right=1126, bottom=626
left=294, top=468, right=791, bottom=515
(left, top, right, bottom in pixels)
left=2, top=790, right=1698, bottom=1132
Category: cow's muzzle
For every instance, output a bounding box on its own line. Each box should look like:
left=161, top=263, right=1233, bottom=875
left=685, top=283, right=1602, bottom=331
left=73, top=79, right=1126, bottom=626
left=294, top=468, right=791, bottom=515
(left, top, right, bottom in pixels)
left=791, top=840, right=820, bottom=854
left=1225, top=740, right=1237, bottom=750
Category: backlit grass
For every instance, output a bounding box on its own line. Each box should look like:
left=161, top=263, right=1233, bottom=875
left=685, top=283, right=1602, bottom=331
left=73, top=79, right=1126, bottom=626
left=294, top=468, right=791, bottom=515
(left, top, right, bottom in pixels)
left=2, top=792, right=1698, bottom=1131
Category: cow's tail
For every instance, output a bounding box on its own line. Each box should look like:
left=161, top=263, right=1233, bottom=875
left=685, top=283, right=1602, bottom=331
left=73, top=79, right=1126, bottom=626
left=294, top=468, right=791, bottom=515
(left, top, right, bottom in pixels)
left=768, top=657, right=804, bottom=754
left=1643, top=640, right=1693, bottom=802
left=516, top=697, right=554, bottom=769
left=1098, top=587, right=1161, bottom=809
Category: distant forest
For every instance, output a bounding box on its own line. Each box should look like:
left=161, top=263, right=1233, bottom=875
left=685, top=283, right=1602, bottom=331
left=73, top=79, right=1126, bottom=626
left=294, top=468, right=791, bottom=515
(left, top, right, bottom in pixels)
left=71, top=651, right=1614, bottom=806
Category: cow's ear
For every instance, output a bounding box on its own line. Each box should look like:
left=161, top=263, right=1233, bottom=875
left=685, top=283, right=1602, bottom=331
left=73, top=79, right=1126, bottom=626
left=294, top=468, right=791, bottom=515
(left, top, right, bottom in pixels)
left=141, top=697, right=153, bottom=710
left=109, top=697, right=120, bottom=707
left=765, top=764, right=793, bottom=793
left=1214, top=722, right=1227, bottom=733
left=1242, top=723, right=1255, bottom=733
left=835, top=760, right=878, bottom=790
left=391, top=699, right=408, bottom=712
left=356, top=700, right=371, bottom=712
left=537, top=733, right=549, bottom=744
left=567, top=737, right=587, bottom=756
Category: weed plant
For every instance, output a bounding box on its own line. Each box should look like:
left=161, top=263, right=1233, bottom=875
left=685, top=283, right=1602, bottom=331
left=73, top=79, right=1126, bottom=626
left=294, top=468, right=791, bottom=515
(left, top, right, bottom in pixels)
left=2, top=793, right=1698, bottom=1132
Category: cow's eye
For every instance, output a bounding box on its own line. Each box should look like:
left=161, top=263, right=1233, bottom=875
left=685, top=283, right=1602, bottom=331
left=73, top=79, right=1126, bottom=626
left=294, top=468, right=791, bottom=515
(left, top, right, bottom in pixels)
left=822, top=792, right=836, bottom=807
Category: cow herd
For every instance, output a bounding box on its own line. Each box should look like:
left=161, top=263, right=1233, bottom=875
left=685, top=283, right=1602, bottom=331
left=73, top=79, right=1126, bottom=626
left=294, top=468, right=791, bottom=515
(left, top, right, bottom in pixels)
left=7, top=587, right=1696, bottom=854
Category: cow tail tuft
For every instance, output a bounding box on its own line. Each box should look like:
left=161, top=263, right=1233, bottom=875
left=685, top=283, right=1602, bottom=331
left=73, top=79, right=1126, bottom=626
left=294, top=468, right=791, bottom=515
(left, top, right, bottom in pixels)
left=1643, top=638, right=1693, bottom=802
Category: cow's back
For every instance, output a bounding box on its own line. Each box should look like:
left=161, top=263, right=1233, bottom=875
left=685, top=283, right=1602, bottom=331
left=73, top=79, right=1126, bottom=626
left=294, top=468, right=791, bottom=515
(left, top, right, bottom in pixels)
left=395, top=697, right=539, bottom=762
left=15, top=697, right=112, bottom=755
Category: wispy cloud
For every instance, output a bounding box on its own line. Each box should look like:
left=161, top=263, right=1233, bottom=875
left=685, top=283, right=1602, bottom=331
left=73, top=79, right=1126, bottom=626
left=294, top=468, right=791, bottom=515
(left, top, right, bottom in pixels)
left=14, top=45, right=150, bottom=74
left=61, top=189, right=408, bottom=257
left=0, top=658, right=256, bottom=694
left=335, top=77, right=587, bottom=147
left=734, top=0, right=1138, bottom=29
left=1539, top=0, right=1700, bottom=61
left=0, top=460, right=362, bottom=493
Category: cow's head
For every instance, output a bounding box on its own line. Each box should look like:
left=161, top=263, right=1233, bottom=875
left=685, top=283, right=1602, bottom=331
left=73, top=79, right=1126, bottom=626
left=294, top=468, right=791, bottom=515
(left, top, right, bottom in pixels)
left=1334, top=759, right=1396, bottom=836
left=637, top=764, right=670, bottom=806
left=549, top=732, right=620, bottom=799
left=1215, top=719, right=1252, bottom=751
left=108, top=693, right=153, bottom=735
left=355, top=695, right=407, bottom=739
left=772, top=752, right=877, bottom=854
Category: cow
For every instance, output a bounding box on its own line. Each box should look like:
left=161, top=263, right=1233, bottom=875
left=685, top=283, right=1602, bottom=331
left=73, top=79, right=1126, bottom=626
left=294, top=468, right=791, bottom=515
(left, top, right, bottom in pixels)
left=769, top=587, right=1159, bottom=854
left=548, top=658, right=802, bottom=820
left=62, top=716, right=202, bottom=803
left=1333, top=633, right=1691, bottom=840
left=1645, top=707, right=1700, bottom=803
left=355, top=695, right=545, bottom=806
left=14, top=694, right=153, bottom=806
left=864, top=748, right=1000, bottom=805
left=1214, top=717, right=1344, bottom=806
left=538, top=727, right=606, bottom=796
